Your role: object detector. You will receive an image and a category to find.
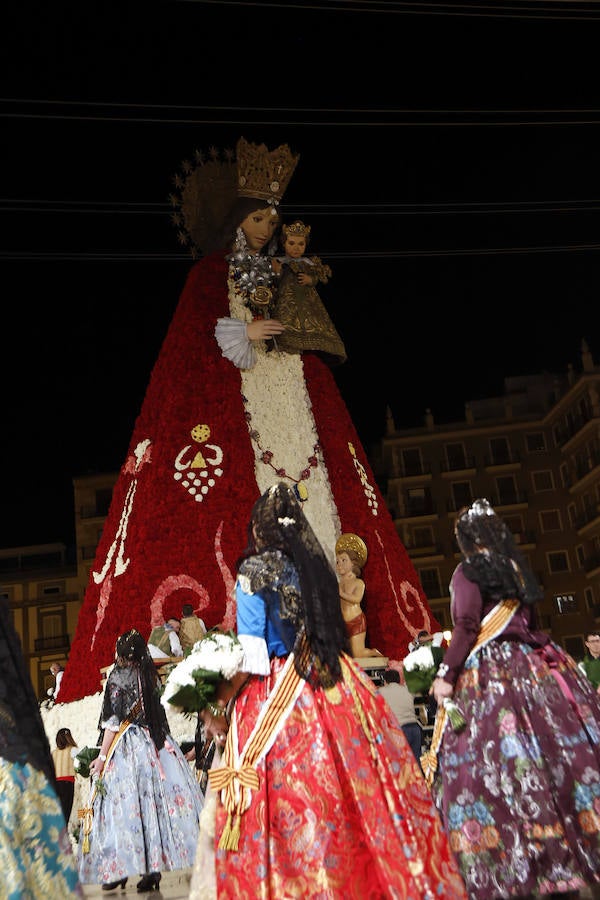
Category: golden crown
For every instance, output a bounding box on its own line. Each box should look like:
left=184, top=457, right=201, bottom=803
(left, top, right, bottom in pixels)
left=236, top=137, right=299, bottom=205
left=335, top=533, right=368, bottom=569
left=282, top=220, right=311, bottom=240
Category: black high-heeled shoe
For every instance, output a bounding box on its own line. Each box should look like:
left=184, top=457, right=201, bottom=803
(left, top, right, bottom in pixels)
left=137, top=872, right=161, bottom=893
left=102, top=878, right=127, bottom=892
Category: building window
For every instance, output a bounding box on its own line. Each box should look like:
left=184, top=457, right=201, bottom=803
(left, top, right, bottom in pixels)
left=525, top=432, right=546, bottom=452
left=412, top=526, right=434, bottom=548
left=95, top=488, right=113, bottom=517
left=451, top=481, right=472, bottom=512
left=576, top=544, right=586, bottom=568
left=489, top=436, right=511, bottom=465
left=564, top=635, right=584, bottom=660
left=568, top=503, right=577, bottom=528
left=532, top=470, right=554, bottom=492
left=495, top=475, right=518, bottom=505
left=539, top=509, right=561, bottom=532
left=504, top=515, right=523, bottom=533
left=548, top=551, right=570, bottom=574
left=504, top=514, right=525, bottom=543
left=40, top=612, right=63, bottom=638
left=560, top=463, right=570, bottom=488
left=584, top=586, right=595, bottom=611
left=554, top=594, right=577, bottom=614
left=406, top=487, right=432, bottom=516
left=432, top=607, right=450, bottom=628
left=401, top=448, right=424, bottom=477
left=418, top=567, right=443, bottom=599
left=42, top=585, right=61, bottom=596
left=445, top=442, right=467, bottom=471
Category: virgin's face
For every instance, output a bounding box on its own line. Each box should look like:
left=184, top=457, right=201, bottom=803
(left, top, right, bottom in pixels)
left=240, top=207, right=279, bottom=252
left=284, top=234, right=306, bottom=258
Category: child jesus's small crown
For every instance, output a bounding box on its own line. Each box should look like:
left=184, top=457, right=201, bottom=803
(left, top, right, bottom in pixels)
left=283, top=220, right=311, bottom=240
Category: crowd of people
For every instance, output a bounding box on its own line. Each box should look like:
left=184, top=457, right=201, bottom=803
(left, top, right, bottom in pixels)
left=13, top=136, right=600, bottom=898
left=25, top=488, right=600, bottom=900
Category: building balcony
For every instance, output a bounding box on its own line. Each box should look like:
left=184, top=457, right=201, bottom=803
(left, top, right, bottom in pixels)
left=406, top=543, right=445, bottom=562
left=440, top=457, right=476, bottom=476
left=575, top=505, right=600, bottom=536
left=583, top=552, right=600, bottom=578
left=483, top=451, right=522, bottom=471
left=33, top=634, right=71, bottom=652
left=395, top=502, right=437, bottom=521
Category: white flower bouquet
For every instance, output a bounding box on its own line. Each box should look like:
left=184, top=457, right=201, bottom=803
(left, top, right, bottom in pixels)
left=403, top=644, right=438, bottom=695
left=403, top=644, right=466, bottom=732
left=161, top=629, right=244, bottom=716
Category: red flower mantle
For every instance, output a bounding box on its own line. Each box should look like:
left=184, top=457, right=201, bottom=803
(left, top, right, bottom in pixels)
left=59, top=253, right=439, bottom=703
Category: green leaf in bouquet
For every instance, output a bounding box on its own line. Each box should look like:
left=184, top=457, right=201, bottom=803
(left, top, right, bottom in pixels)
left=404, top=669, right=434, bottom=696
left=167, top=677, right=218, bottom=713
left=95, top=777, right=107, bottom=797
left=73, top=745, right=100, bottom=779
left=443, top=698, right=467, bottom=733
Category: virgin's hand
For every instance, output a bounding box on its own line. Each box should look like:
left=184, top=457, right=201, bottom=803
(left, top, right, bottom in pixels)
left=431, top=677, right=453, bottom=705
left=247, top=319, right=285, bottom=341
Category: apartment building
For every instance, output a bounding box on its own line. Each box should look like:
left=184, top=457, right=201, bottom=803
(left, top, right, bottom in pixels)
left=0, top=472, right=116, bottom=699
left=372, top=339, right=600, bottom=661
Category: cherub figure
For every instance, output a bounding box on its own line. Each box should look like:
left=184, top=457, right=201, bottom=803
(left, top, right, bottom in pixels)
left=336, top=533, right=383, bottom=658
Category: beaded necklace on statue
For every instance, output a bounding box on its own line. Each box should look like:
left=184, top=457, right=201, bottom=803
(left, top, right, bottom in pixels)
left=242, top=395, right=319, bottom=501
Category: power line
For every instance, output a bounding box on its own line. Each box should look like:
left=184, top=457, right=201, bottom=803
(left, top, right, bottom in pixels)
left=2, top=242, right=599, bottom=262
left=3, top=197, right=600, bottom=216
left=4, top=99, right=600, bottom=126
left=170, top=0, right=600, bottom=21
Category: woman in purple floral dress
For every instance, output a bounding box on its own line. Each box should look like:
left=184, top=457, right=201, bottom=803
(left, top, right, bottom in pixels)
left=428, top=499, right=600, bottom=899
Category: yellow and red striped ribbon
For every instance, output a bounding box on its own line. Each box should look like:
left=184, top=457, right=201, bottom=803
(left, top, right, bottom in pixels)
left=208, top=652, right=305, bottom=851
left=421, top=598, right=519, bottom=788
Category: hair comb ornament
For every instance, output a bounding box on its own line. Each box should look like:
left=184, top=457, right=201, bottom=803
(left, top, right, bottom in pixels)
left=466, top=499, right=495, bottom=518
left=277, top=516, right=296, bottom=527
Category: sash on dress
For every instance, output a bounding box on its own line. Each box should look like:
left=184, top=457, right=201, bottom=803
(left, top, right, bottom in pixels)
left=208, top=652, right=304, bottom=851
left=421, top=598, right=519, bottom=788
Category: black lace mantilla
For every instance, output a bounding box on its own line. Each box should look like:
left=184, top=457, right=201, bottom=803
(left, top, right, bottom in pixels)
left=238, top=550, right=302, bottom=627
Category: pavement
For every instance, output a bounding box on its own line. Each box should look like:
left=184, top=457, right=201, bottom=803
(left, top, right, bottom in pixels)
left=82, top=869, right=193, bottom=899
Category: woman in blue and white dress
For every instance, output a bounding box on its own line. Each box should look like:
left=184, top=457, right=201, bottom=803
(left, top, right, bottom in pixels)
left=78, top=629, right=202, bottom=893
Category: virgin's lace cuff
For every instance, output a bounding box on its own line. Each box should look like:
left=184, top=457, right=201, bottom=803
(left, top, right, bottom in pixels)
left=237, top=633, right=270, bottom=675
left=215, top=317, right=256, bottom=369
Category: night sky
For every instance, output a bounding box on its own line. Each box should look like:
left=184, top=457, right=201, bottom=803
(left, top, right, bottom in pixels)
left=2, top=1, right=599, bottom=548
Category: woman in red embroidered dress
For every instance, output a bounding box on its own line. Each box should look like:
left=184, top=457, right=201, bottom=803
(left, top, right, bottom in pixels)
left=190, top=482, right=467, bottom=900
left=427, top=499, right=600, bottom=899
left=59, top=137, right=439, bottom=705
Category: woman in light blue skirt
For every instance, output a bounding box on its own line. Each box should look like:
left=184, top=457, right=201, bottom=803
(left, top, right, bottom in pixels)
left=78, top=629, right=202, bottom=892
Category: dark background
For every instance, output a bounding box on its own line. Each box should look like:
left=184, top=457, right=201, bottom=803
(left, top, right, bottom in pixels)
left=2, top=0, right=599, bottom=548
